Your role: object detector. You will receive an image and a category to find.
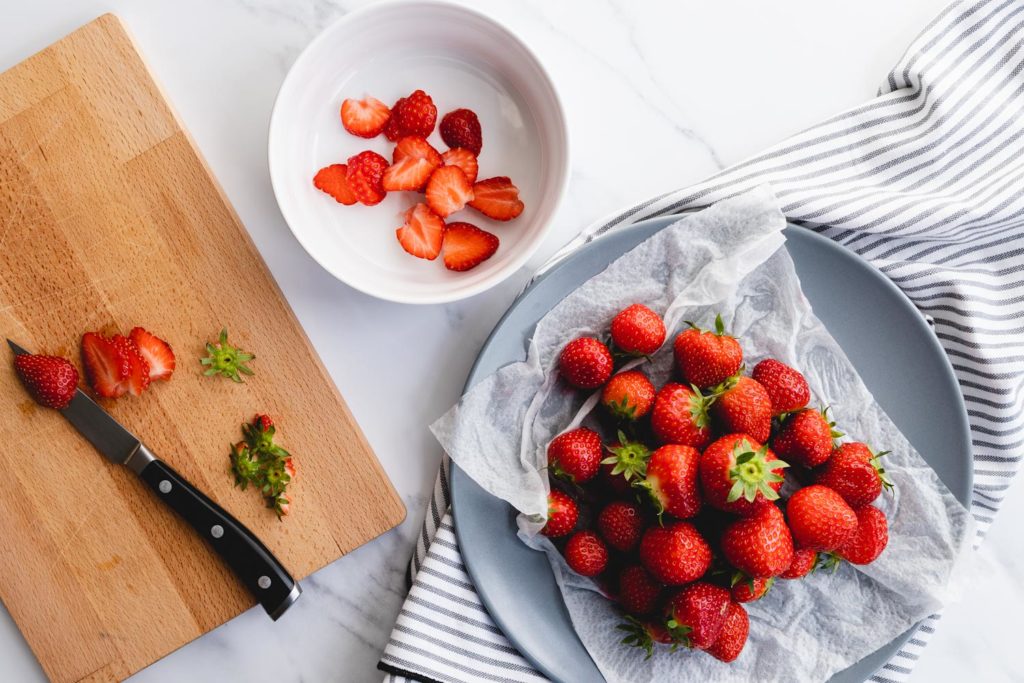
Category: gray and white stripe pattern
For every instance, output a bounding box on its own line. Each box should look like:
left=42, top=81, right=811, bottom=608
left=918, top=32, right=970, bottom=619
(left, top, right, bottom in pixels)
left=380, top=0, right=1024, bottom=680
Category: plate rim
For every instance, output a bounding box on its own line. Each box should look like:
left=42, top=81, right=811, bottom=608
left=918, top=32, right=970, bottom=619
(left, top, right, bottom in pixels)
left=450, top=216, right=973, bottom=681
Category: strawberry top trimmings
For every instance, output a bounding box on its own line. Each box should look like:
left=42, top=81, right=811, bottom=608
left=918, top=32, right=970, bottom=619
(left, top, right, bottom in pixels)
left=230, top=414, right=295, bottom=518
left=201, top=328, right=255, bottom=383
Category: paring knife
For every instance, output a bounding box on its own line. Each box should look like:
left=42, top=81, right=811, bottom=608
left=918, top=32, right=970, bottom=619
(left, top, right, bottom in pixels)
left=8, top=339, right=301, bottom=620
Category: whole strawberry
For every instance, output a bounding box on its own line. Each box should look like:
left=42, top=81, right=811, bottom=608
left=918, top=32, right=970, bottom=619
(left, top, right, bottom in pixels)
left=610, top=304, right=666, bottom=356
left=673, top=315, right=743, bottom=388
left=706, top=602, right=749, bottom=663
left=650, top=383, right=713, bottom=448
left=559, top=337, right=613, bottom=389
left=835, top=505, right=888, bottom=565
left=786, top=484, right=857, bottom=551
left=720, top=503, right=794, bottom=579
left=639, top=521, right=712, bottom=585
left=816, top=442, right=893, bottom=507
left=541, top=490, right=578, bottom=537
left=664, top=582, right=731, bottom=650
left=711, top=376, right=772, bottom=443
left=547, top=427, right=603, bottom=483
left=601, top=434, right=650, bottom=491
left=13, top=354, right=79, bottom=410
left=601, top=370, right=655, bottom=420
left=439, top=108, right=483, bottom=155
left=699, top=434, right=789, bottom=516
left=597, top=500, right=645, bottom=552
left=751, top=358, right=810, bottom=416
left=618, top=565, right=662, bottom=615
left=618, top=616, right=673, bottom=659
left=780, top=548, right=818, bottom=579
left=772, top=407, right=841, bottom=468
left=636, top=445, right=702, bottom=519
left=731, top=576, right=773, bottom=603
left=564, top=530, right=608, bottom=577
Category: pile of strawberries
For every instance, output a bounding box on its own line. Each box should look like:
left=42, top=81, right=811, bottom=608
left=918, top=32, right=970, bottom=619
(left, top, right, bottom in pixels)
left=313, top=89, right=525, bottom=271
left=544, top=305, right=893, bottom=662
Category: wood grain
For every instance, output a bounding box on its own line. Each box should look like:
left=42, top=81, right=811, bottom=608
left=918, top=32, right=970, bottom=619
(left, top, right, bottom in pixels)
left=0, top=14, right=405, bottom=683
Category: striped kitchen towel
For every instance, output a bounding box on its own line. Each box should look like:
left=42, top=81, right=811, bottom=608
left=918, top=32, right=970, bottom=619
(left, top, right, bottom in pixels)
left=379, top=0, right=1024, bottom=680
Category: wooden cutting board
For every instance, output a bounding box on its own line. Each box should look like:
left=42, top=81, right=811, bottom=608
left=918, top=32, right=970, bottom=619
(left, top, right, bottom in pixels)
left=0, top=14, right=405, bottom=683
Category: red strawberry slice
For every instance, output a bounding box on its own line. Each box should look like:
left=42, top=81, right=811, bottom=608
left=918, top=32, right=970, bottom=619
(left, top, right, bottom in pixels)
left=13, top=354, right=79, bottom=410
left=383, top=97, right=405, bottom=141
left=391, top=89, right=437, bottom=138
left=81, top=332, right=131, bottom=398
left=313, top=164, right=358, bottom=205
left=442, top=222, right=499, bottom=272
left=442, top=148, right=479, bottom=184
left=130, top=327, right=176, bottom=381
left=345, top=150, right=389, bottom=206
left=340, top=96, right=391, bottom=138
left=426, top=166, right=474, bottom=218
left=383, top=137, right=442, bottom=191
left=468, top=176, right=524, bottom=221
left=439, top=108, right=483, bottom=155
left=112, top=335, right=150, bottom=396
left=396, top=203, right=445, bottom=260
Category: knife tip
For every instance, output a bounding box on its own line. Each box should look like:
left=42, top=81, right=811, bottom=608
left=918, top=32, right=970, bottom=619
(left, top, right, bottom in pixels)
left=6, top=339, right=27, bottom=355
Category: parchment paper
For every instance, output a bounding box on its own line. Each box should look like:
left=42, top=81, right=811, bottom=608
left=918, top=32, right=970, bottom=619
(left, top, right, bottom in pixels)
left=431, top=187, right=972, bottom=682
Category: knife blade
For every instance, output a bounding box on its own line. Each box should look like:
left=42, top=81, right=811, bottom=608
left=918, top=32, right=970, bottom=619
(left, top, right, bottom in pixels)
left=8, top=339, right=301, bottom=620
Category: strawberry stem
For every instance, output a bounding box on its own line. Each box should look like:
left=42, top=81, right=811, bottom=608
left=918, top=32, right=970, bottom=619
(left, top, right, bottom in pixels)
left=201, top=328, right=255, bottom=383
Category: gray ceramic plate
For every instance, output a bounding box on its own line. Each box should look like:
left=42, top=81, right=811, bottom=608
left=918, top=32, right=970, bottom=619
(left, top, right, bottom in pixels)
left=450, top=217, right=972, bottom=683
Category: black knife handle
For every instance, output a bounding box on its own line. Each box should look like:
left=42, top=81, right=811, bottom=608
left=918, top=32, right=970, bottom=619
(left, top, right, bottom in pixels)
left=137, top=456, right=301, bottom=620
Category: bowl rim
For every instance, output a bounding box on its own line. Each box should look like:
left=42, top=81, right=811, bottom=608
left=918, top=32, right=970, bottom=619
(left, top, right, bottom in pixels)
left=267, top=0, right=571, bottom=305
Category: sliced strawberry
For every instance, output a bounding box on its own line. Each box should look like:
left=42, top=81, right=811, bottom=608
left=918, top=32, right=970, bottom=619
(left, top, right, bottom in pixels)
left=391, top=89, right=437, bottom=138
left=443, top=222, right=499, bottom=271
left=393, top=136, right=443, bottom=165
left=442, top=148, right=478, bottom=184
left=113, top=335, right=150, bottom=397
left=130, top=327, right=176, bottom=381
left=396, top=203, right=445, bottom=260
left=340, top=96, right=390, bottom=138
left=426, top=166, right=474, bottom=218
left=468, top=176, right=524, bottom=221
left=439, top=108, right=482, bottom=155
left=313, top=164, right=358, bottom=205
left=81, top=332, right=130, bottom=399
left=383, top=137, right=442, bottom=191
left=345, top=150, right=389, bottom=206
left=382, top=97, right=405, bottom=141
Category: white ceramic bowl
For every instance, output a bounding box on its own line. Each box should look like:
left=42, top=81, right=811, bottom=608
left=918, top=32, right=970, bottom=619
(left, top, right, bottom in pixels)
left=269, top=0, right=569, bottom=304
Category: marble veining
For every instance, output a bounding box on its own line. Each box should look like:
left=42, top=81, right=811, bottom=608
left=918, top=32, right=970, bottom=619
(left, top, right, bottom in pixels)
left=0, top=1, right=1019, bottom=682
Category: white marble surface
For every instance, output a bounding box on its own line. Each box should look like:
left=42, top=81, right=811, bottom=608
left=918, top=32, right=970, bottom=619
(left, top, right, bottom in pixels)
left=0, top=1, right=1020, bottom=681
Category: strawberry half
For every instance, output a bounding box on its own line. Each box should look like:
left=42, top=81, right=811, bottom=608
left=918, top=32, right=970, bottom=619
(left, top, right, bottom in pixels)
left=313, top=164, right=358, bottom=205
left=340, top=96, right=391, bottom=138
left=391, top=89, right=437, bottom=138
left=13, top=354, right=79, bottom=409
left=396, top=203, right=445, bottom=260
left=442, top=222, right=498, bottom=271
left=383, top=137, right=442, bottom=192
left=345, top=150, right=389, bottom=206
left=442, top=148, right=478, bottom=184
left=439, top=108, right=483, bottom=155
left=130, top=327, right=176, bottom=382
left=426, top=166, right=474, bottom=218
left=468, top=176, right=524, bottom=221
left=81, top=332, right=131, bottom=398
